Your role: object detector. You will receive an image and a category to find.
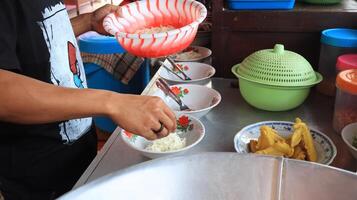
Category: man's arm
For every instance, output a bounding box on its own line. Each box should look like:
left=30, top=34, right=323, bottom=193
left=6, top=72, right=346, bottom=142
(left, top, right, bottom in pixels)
left=70, top=4, right=117, bottom=37
left=70, top=13, right=92, bottom=37
left=0, top=69, right=110, bottom=124
left=0, top=69, right=176, bottom=140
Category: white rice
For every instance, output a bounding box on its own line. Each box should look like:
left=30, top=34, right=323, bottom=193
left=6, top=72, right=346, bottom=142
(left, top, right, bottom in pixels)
left=145, top=132, right=186, bottom=152
left=135, top=25, right=175, bottom=34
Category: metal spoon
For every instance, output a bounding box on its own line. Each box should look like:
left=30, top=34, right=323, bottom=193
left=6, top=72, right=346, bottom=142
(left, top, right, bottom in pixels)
left=156, top=78, right=192, bottom=111
left=167, top=57, right=192, bottom=81
left=158, top=60, right=186, bottom=81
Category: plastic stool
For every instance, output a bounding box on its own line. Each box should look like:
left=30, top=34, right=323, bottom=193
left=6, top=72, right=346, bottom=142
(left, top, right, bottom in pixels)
left=78, top=31, right=150, bottom=133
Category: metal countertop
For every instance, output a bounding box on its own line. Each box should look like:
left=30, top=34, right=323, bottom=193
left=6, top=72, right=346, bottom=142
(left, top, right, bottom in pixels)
left=74, top=76, right=356, bottom=188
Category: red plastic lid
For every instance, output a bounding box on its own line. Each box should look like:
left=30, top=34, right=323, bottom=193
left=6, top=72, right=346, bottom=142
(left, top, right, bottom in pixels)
left=336, top=54, right=357, bottom=71
left=336, top=69, right=357, bottom=94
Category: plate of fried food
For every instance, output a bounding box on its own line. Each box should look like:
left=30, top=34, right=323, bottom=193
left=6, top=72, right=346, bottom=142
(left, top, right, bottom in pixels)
left=234, top=118, right=337, bottom=165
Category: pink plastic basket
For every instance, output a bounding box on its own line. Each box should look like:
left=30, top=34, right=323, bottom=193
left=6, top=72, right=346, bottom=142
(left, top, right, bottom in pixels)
left=103, top=0, right=207, bottom=58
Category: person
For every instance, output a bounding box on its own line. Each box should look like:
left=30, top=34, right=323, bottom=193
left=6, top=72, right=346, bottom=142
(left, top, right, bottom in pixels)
left=0, top=1, right=176, bottom=199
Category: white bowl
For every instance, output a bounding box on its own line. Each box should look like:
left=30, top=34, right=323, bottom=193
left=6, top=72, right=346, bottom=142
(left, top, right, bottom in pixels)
left=158, top=61, right=215, bottom=86
left=121, top=115, right=205, bottom=159
left=153, top=84, right=221, bottom=119
left=171, top=46, right=212, bottom=63
left=341, top=122, right=357, bottom=160
left=234, top=121, right=337, bottom=165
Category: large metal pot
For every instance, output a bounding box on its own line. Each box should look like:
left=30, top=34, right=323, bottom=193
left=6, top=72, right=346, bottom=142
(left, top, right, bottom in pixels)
left=59, top=153, right=357, bottom=200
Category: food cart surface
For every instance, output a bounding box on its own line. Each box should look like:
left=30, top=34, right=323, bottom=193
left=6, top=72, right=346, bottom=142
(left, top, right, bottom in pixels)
left=74, top=73, right=356, bottom=188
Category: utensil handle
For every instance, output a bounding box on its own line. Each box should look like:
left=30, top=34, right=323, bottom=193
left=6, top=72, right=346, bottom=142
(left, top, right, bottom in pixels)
left=155, top=81, right=182, bottom=106
left=157, top=78, right=183, bottom=103
left=158, top=61, right=185, bottom=81
left=158, top=77, right=171, bottom=91
left=167, top=57, right=192, bottom=81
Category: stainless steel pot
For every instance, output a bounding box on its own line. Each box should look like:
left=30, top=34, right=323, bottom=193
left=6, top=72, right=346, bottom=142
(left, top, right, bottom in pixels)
left=59, top=153, right=357, bottom=200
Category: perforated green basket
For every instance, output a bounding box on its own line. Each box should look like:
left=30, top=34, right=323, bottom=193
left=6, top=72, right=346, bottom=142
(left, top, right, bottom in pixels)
left=231, top=44, right=323, bottom=111
left=234, top=44, right=322, bottom=87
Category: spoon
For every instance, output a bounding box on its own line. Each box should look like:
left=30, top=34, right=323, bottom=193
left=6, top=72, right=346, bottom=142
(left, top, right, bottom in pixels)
left=167, top=57, right=192, bottom=81
left=156, top=78, right=192, bottom=111
left=158, top=60, right=186, bottom=81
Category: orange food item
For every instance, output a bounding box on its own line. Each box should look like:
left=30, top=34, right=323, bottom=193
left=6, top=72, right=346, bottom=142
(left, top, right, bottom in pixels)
left=249, top=118, right=317, bottom=162
left=296, top=120, right=317, bottom=162
left=249, top=140, right=258, bottom=153
left=256, top=147, right=285, bottom=157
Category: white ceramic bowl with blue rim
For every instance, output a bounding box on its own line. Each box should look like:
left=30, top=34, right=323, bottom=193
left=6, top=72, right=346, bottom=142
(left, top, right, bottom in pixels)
left=234, top=121, right=337, bottom=165
left=152, top=84, right=221, bottom=119
left=121, top=115, right=205, bottom=159
left=158, top=61, right=215, bottom=86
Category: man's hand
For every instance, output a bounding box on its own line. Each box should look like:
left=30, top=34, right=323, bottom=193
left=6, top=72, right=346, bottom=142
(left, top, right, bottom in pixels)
left=71, top=4, right=118, bottom=37
left=91, top=4, right=118, bottom=35
left=106, top=94, right=177, bottom=140
left=0, top=69, right=177, bottom=141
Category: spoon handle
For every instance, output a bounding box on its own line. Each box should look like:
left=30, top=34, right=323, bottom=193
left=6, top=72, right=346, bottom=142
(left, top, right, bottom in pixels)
left=158, top=61, right=185, bottom=81
left=167, top=57, right=192, bottom=81
left=156, top=81, right=182, bottom=106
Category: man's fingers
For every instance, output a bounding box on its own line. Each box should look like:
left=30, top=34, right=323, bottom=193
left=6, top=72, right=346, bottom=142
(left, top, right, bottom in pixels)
left=163, top=106, right=177, bottom=132
left=145, top=131, right=158, bottom=141
left=158, top=111, right=176, bottom=133
left=156, top=127, right=169, bottom=139
left=109, top=4, right=118, bottom=12
left=95, top=4, right=118, bottom=19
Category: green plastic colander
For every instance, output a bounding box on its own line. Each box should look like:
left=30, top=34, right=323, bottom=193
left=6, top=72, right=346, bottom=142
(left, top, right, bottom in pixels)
left=232, top=44, right=323, bottom=111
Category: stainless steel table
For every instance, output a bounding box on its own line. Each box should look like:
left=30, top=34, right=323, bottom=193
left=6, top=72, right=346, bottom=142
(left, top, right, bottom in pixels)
left=74, top=77, right=357, bottom=188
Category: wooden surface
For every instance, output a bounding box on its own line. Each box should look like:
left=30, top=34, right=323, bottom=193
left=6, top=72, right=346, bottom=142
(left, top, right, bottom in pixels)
left=212, top=0, right=357, bottom=78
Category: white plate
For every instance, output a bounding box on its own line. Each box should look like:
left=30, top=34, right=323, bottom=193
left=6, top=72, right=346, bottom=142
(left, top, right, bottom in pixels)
left=234, top=121, right=337, bottom=165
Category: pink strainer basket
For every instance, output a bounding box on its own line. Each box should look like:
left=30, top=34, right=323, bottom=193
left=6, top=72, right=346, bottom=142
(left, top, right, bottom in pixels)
left=103, top=0, right=207, bottom=58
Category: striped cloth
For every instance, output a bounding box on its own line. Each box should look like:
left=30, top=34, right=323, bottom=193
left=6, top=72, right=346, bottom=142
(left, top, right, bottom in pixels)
left=81, top=52, right=144, bottom=84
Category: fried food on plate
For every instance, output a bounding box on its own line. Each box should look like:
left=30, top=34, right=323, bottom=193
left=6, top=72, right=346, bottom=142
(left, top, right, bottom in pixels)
left=290, top=127, right=302, bottom=148
left=256, top=126, right=275, bottom=150
left=256, top=146, right=285, bottom=156
left=248, top=118, right=317, bottom=162
left=249, top=140, right=258, bottom=153
left=272, top=142, right=294, bottom=157
left=295, top=118, right=317, bottom=162
left=293, top=146, right=306, bottom=160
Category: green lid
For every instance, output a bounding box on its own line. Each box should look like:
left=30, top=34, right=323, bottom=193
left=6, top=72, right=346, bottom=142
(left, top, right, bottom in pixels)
left=234, top=44, right=322, bottom=87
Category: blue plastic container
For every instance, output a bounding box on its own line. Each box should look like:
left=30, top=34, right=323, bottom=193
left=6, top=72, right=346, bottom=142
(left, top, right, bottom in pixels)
left=227, top=0, right=295, bottom=10
left=79, top=32, right=150, bottom=133
left=321, top=28, right=357, bottom=48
